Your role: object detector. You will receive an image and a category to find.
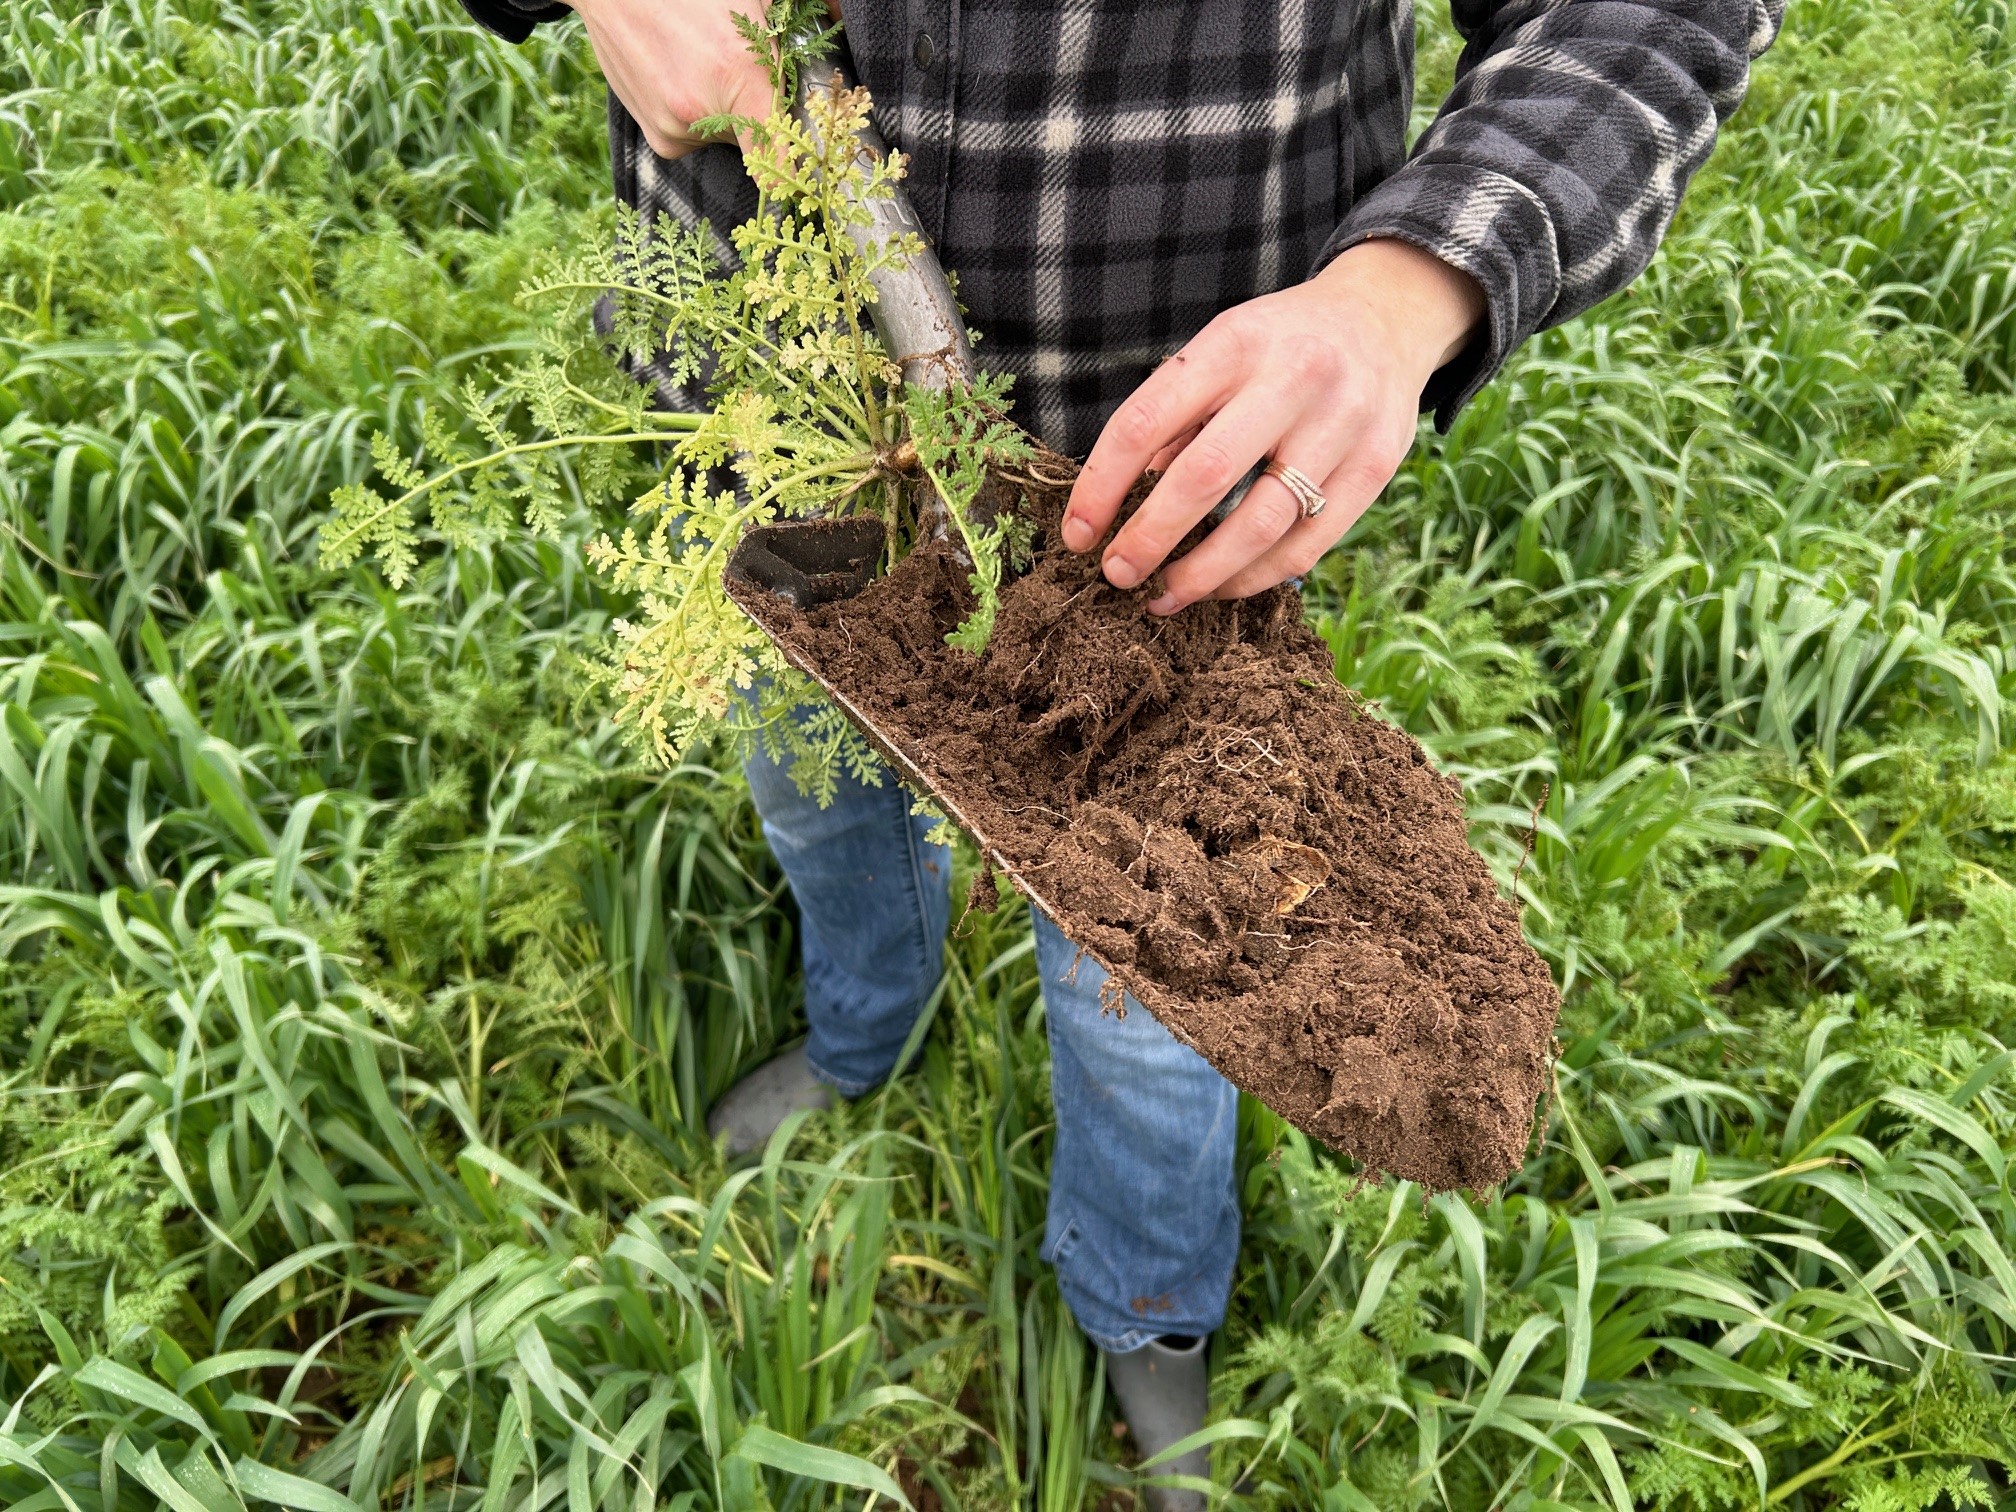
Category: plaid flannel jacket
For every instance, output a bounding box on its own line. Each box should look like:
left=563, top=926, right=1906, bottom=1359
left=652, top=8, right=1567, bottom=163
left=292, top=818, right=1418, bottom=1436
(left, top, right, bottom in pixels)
left=459, top=0, right=1782, bottom=457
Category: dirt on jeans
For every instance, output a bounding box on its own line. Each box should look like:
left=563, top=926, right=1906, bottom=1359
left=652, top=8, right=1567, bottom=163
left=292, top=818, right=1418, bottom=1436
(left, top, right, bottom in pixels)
left=752, top=455, right=1560, bottom=1192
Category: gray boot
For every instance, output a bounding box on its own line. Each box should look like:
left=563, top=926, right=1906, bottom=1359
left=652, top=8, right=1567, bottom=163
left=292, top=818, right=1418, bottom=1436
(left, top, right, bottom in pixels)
left=705, top=1045, right=834, bottom=1158
left=1104, top=1334, right=1211, bottom=1511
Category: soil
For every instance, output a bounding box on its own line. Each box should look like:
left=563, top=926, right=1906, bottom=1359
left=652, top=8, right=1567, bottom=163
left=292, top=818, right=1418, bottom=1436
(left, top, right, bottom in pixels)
left=736, top=454, right=1560, bottom=1192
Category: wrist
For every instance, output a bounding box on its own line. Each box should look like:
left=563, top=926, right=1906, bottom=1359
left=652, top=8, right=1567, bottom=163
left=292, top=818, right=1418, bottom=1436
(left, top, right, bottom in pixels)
left=1312, top=239, right=1484, bottom=377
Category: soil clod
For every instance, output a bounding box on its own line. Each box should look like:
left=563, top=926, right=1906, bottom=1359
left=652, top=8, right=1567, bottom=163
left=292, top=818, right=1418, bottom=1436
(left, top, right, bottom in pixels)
left=745, top=452, right=1560, bottom=1191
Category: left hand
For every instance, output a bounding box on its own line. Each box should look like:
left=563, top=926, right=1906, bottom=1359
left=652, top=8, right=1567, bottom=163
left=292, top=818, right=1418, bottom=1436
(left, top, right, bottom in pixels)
left=1060, top=239, right=1485, bottom=613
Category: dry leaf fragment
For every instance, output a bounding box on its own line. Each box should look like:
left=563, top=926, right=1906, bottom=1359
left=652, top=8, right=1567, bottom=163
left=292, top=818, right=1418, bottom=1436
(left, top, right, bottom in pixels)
left=1245, top=835, right=1332, bottom=915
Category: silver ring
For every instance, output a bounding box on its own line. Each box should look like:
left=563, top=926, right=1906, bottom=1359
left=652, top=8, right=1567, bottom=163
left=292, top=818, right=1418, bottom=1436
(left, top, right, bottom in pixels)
left=1262, top=459, right=1327, bottom=520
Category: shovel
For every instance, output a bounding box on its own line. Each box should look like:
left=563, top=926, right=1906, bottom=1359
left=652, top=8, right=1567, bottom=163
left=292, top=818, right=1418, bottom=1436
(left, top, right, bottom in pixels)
left=722, top=54, right=1090, bottom=922
left=723, top=53, right=1288, bottom=936
left=721, top=61, right=1563, bottom=1194
left=724, top=52, right=975, bottom=614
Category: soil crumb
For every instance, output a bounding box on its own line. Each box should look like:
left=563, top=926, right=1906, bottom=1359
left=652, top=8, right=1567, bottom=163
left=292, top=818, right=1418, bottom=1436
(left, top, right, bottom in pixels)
left=747, top=454, right=1560, bottom=1191
left=964, top=867, right=1000, bottom=918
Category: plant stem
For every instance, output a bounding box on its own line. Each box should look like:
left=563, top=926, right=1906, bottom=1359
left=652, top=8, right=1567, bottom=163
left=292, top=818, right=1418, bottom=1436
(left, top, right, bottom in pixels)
left=806, top=98, right=886, bottom=447
left=325, top=429, right=699, bottom=559
left=924, top=462, right=985, bottom=566
left=556, top=356, right=690, bottom=425
left=1765, top=1420, right=1914, bottom=1504
left=523, top=279, right=697, bottom=316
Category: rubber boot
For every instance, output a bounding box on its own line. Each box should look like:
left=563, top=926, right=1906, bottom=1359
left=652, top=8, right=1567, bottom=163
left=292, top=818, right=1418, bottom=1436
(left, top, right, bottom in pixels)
left=705, top=1045, right=834, bottom=1157
left=1103, top=1334, right=1210, bottom=1511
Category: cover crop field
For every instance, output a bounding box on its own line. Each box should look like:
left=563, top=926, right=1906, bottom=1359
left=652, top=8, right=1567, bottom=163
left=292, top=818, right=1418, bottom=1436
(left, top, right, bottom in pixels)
left=2, top=0, right=2015, bottom=1505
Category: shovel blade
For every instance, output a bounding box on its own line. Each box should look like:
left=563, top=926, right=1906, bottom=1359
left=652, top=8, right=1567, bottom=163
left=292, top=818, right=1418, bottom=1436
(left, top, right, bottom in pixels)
left=725, top=533, right=1066, bottom=923
left=725, top=516, right=887, bottom=611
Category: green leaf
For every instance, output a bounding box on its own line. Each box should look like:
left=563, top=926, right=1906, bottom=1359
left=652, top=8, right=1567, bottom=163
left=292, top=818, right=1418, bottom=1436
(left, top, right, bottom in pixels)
left=1881, top=1087, right=2006, bottom=1182
left=458, top=1143, right=583, bottom=1218
left=232, top=1459, right=366, bottom=1512
left=73, top=1360, right=212, bottom=1437
left=730, top=1424, right=912, bottom=1508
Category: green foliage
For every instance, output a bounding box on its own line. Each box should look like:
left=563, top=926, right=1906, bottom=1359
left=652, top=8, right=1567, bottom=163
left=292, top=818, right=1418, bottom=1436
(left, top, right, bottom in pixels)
left=904, top=381, right=1036, bottom=651
left=320, top=17, right=1037, bottom=798
left=2, top=0, right=2016, bottom=1506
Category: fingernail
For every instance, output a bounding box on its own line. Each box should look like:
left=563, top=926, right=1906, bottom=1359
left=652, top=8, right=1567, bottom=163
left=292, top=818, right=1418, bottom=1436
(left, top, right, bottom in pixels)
left=1104, top=553, right=1139, bottom=589
left=1061, top=515, right=1093, bottom=552
left=1147, top=593, right=1177, bottom=615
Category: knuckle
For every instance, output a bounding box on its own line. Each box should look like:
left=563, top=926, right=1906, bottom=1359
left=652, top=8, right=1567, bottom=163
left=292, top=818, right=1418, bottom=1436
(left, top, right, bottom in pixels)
left=1323, top=392, right=1376, bottom=435
left=1073, top=462, right=1122, bottom=503
left=1280, top=333, right=1341, bottom=385
left=1110, top=398, right=1165, bottom=451
left=1370, top=444, right=1410, bottom=484
left=1240, top=486, right=1300, bottom=540
left=1205, top=309, right=1261, bottom=353
left=1179, top=438, right=1241, bottom=497
left=1354, top=426, right=1399, bottom=473
left=1337, top=455, right=1395, bottom=502
left=1123, top=522, right=1177, bottom=565
left=662, top=84, right=700, bottom=126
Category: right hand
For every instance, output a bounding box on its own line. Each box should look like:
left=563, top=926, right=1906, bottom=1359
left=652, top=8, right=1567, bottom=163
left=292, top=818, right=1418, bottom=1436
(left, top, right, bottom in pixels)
left=569, top=0, right=776, bottom=161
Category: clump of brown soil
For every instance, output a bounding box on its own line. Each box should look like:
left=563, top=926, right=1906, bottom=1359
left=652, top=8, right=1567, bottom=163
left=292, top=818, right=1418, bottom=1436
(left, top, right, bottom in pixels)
left=740, top=458, right=1559, bottom=1192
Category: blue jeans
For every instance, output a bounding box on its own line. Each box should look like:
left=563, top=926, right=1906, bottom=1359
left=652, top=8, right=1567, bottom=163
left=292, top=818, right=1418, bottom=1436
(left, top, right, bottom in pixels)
left=743, top=750, right=1242, bottom=1352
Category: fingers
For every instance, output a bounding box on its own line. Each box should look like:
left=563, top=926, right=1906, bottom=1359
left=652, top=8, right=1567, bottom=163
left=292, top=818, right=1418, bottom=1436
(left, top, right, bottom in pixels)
left=1099, top=391, right=1285, bottom=590
left=578, top=0, right=773, bottom=162
left=1062, top=273, right=1431, bottom=604
left=1061, top=345, right=1239, bottom=552
left=1147, top=422, right=1201, bottom=475
left=641, top=122, right=705, bottom=160
left=641, top=59, right=769, bottom=160
left=1143, top=464, right=1315, bottom=613
left=1202, top=451, right=1394, bottom=602
left=724, top=53, right=777, bottom=151
left=1197, top=516, right=1335, bottom=603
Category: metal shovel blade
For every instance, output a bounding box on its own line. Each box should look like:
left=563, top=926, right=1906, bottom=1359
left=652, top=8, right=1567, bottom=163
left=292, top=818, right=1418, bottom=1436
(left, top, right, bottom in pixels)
left=723, top=553, right=1073, bottom=933
left=727, top=515, right=885, bottom=610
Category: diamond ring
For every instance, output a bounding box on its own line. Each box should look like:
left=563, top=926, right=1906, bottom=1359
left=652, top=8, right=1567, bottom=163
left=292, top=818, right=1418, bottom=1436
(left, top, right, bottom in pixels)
left=1262, top=459, right=1327, bottom=519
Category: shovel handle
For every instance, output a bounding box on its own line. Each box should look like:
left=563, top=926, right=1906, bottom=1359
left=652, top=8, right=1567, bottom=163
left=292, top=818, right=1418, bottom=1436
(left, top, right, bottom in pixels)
left=790, top=54, right=976, bottom=393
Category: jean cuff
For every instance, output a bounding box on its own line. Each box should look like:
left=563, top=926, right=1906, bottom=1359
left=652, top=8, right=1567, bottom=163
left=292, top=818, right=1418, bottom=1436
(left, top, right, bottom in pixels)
left=1082, top=1322, right=1189, bottom=1355
left=802, top=1051, right=890, bottom=1100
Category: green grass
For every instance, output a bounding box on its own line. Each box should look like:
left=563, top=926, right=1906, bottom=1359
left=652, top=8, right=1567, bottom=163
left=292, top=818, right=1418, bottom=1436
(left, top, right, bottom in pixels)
left=1, top=0, right=2014, bottom=1506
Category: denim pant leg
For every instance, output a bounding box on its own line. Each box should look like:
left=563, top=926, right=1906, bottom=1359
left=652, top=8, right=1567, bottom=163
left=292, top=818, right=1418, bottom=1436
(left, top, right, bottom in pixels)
left=1032, top=912, right=1242, bottom=1352
left=742, top=754, right=953, bottom=1096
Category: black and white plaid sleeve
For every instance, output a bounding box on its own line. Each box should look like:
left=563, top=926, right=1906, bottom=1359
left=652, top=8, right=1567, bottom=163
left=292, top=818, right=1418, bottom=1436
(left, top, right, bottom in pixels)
left=1323, top=0, right=1783, bottom=428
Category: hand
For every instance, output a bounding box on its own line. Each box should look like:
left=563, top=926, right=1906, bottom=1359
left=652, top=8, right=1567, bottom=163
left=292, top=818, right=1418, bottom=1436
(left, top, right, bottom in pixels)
left=570, top=0, right=777, bottom=160
left=1061, top=239, right=1485, bottom=613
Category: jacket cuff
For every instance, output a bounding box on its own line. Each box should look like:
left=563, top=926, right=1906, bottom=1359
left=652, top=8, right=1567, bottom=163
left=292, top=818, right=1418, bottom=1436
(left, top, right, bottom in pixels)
left=1318, top=161, right=1561, bottom=432
left=454, top=0, right=571, bottom=43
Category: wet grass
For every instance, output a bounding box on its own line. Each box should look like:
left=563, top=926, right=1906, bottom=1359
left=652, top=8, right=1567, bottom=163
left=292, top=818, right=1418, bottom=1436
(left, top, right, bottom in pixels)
left=1, top=0, right=2014, bottom=1506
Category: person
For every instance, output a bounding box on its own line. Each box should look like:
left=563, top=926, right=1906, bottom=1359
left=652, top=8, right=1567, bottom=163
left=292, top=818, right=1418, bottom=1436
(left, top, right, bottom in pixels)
left=448, top=0, right=1781, bottom=1502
